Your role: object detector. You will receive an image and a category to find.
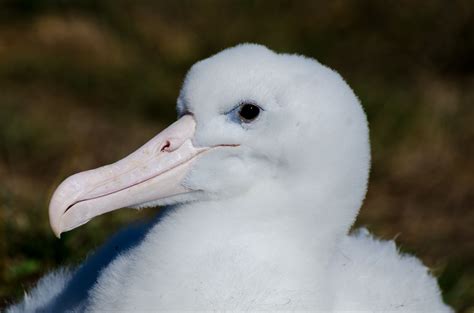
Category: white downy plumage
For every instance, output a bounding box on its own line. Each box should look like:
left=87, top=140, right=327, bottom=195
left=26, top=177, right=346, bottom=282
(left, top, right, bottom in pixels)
left=7, top=44, right=453, bottom=312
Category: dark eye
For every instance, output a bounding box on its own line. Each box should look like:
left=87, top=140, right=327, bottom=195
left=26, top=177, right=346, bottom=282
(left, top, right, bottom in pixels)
left=238, top=103, right=260, bottom=122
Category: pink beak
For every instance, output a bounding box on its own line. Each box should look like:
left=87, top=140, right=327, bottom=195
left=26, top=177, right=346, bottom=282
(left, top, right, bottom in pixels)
left=49, top=115, right=209, bottom=237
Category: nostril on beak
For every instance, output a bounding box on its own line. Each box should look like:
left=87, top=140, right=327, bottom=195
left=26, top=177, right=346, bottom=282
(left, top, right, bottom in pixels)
left=161, top=140, right=171, bottom=152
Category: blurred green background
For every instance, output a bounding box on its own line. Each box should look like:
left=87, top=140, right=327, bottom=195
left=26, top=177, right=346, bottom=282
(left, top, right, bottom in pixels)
left=0, top=0, right=473, bottom=311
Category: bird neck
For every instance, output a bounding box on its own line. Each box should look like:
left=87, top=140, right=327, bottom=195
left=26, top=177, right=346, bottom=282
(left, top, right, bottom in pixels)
left=173, top=176, right=361, bottom=266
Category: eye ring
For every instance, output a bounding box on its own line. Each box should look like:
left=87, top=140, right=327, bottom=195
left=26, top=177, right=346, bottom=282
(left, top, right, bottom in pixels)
left=238, top=103, right=261, bottom=123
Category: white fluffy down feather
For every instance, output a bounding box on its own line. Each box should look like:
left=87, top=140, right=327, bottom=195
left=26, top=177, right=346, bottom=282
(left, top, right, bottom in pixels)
left=7, top=44, right=453, bottom=312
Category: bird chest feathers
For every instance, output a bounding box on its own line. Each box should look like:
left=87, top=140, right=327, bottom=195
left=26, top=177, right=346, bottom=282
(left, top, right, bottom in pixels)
left=87, top=209, right=333, bottom=311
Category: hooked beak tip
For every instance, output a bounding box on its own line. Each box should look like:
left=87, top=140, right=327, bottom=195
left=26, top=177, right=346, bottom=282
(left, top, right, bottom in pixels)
left=49, top=203, right=63, bottom=238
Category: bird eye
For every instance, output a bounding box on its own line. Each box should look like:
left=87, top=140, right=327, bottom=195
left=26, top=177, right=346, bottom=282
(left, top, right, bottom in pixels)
left=238, top=103, right=260, bottom=122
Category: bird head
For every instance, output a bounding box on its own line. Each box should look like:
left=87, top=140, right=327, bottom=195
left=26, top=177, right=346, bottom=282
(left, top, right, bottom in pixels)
left=49, top=44, right=370, bottom=237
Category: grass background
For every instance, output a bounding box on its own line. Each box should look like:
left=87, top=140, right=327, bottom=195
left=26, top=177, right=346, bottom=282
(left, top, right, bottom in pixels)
left=0, top=0, right=473, bottom=311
